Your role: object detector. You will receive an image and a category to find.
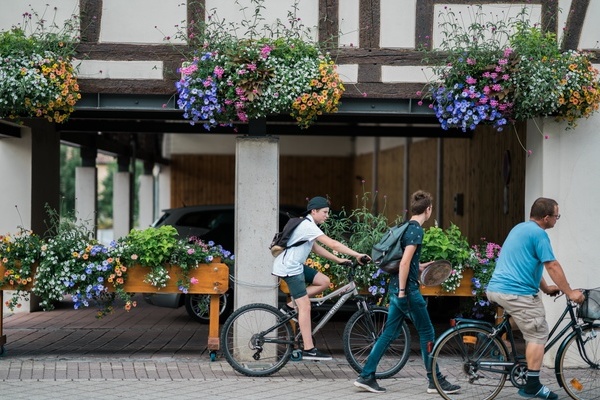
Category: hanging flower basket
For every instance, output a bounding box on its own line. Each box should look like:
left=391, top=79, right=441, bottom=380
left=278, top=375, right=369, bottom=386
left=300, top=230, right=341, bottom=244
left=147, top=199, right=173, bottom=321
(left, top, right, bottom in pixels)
left=173, top=2, right=344, bottom=130
left=419, top=5, right=600, bottom=132
left=0, top=9, right=81, bottom=123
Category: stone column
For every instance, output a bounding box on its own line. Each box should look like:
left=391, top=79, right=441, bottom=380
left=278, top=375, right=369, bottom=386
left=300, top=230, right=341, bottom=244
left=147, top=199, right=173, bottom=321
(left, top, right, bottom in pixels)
left=113, top=155, right=132, bottom=240
left=234, top=133, right=279, bottom=309
left=138, top=161, right=155, bottom=229
left=75, top=146, right=98, bottom=234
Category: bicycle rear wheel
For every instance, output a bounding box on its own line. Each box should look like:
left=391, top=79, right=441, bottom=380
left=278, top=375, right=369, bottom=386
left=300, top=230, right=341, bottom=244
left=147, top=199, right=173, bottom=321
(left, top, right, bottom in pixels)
left=343, top=306, right=411, bottom=379
left=220, top=303, right=294, bottom=377
left=431, top=326, right=508, bottom=400
left=556, top=324, right=600, bottom=400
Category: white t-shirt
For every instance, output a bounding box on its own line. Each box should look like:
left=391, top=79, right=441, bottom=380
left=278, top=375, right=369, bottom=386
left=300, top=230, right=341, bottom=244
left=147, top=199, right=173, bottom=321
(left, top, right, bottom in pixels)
left=272, top=216, right=324, bottom=277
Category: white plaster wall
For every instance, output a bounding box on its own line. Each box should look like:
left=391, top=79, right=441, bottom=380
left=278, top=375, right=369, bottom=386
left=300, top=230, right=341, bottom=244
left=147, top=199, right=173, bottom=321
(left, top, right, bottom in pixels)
left=579, top=0, right=600, bottom=49
left=525, top=115, right=600, bottom=362
left=0, top=131, right=32, bottom=233
left=338, top=0, right=360, bottom=48
left=380, top=0, right=417, bottom=48
left=205, top=0, right=319, bottom=42
left=75, top=60, right=164, bottom=80
left=337, top=64, right=359, bottom=84
left=382, top=65, right=437, bottom=84
left=432, top=3, right=541, bottom=49
left=100, top=0, right=186, bottom=44
left=0, top=0, right=79, bottom=32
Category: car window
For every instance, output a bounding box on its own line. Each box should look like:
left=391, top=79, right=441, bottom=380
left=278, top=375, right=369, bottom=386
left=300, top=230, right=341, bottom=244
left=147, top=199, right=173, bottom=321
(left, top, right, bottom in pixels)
left=176, top=210, right=225, bottom=229
left=151, top=212, right=171, bottom=227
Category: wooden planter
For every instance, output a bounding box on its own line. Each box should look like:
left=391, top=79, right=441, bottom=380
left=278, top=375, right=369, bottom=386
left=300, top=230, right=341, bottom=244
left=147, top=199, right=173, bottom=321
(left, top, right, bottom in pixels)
left=107, top=262, right=229, bottom=294
left=420, top=267, right=474, bottom=297
left=1, top=260, right=229, bottom=354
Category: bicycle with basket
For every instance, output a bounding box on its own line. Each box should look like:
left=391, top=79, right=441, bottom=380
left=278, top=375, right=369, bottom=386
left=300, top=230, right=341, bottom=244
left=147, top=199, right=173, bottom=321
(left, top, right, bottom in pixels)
left=429, top=288, right=600, bottom=400
left=219, top=257, right=411, bottom=377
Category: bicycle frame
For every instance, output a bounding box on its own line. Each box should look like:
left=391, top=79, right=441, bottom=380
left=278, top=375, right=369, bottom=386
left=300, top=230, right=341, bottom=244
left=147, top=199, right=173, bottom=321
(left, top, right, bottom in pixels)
left=306, top=280, right=363, bottom=339
left=258, top=268, right=371, bottom=347
left=448, top=296, right=598, bottom=383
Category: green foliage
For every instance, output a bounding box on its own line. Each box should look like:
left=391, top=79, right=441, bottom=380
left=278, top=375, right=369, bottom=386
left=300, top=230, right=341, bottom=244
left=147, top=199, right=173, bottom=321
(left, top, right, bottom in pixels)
left=117, top=226, right=179, bottom=269
left=313, top=189, right=402, bottom=298
left=421, top=223, right=470, bottom=293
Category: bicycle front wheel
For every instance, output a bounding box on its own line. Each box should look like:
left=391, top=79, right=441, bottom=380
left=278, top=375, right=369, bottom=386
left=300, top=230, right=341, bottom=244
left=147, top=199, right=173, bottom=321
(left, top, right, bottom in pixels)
left=343, top=306, right=411, bottom=379
left=431, top=326, right=508, bottom=400
left=220, top=303, right=294, bottom=377
left=556, top=324, right=600, bottom=400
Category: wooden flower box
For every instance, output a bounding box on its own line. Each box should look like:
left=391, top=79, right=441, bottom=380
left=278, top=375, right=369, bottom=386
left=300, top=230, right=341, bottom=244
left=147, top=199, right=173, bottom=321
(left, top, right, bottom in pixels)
left=420, top=267, right=474, bottom=297
left=1, top=261, right=229, bottom=354
left=106, top=262, right=229, bottom=294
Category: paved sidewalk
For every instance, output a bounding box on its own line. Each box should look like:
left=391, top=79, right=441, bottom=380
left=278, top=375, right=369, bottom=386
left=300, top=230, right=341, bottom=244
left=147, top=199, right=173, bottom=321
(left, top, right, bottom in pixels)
left=0, top=295, right=568, bottom=399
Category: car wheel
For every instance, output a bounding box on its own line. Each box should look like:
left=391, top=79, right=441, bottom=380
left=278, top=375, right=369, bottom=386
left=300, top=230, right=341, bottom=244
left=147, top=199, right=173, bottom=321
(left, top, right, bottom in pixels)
left=184, top=290, right=233, bottom=324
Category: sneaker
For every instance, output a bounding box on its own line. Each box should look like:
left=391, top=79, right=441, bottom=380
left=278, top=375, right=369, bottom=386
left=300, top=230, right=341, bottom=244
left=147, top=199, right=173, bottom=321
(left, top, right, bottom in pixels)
left=518, top=385, right=558, bottom=399
left=302, top=347, right=332, bottom=361
left=427, top=376, right=461, bottom=394
left=354, top=376, right=386, bottom=393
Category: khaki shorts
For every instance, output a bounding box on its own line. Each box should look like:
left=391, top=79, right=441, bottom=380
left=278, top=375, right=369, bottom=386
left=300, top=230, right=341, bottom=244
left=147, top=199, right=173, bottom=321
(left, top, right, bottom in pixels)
left=487, top=291, right=549, bottom=345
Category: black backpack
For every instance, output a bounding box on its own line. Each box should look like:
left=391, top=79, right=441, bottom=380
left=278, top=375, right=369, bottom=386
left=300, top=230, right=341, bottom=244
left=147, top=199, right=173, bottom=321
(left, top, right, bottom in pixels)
left=371, top=221, right=410, bottom=273
left=269, top=217, right=307, bottom=257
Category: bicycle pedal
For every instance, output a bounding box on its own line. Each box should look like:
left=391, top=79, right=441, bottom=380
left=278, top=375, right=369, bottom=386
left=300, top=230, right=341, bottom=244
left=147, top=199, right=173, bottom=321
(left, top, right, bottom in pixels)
left=290, top=349, right=302, bottom=361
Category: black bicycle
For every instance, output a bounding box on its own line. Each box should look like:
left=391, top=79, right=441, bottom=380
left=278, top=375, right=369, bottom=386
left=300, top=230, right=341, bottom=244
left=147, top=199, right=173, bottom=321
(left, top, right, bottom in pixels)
left=429, top=289, right=600, bottom=400
left=220, top=258, right=411, bottom=377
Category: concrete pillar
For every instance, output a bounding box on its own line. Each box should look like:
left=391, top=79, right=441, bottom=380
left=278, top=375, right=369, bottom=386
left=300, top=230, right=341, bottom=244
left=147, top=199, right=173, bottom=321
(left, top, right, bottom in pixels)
left=157, top=165, right=171, bottom=213
left=234, top=135, right=279, bottom=309
left=75, top=146, right=98, bottom=234
left=113, top=156, right=132, bottom=240
left=75, top=166, right=98, bottom=234
left=138, top=162, right=155, bottom=229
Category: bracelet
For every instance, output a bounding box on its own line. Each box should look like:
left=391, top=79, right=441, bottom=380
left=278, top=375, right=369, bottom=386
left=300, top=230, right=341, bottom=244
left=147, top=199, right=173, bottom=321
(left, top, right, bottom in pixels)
left=399, top=289, right=406, bottom=292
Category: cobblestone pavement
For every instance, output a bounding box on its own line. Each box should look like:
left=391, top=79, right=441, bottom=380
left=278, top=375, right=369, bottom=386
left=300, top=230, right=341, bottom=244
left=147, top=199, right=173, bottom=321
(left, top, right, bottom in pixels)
left=0, top=295, right=568, bottom=399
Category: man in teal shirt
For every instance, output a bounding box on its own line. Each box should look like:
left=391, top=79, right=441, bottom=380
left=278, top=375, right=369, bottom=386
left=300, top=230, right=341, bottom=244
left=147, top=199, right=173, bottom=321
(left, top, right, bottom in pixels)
left=487, top=197, right=584, bottom=399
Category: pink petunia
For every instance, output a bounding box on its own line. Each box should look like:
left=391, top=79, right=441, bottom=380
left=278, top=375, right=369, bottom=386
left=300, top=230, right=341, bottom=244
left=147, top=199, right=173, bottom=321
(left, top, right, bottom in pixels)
left=260, top=45, right=272, bottom=59
left=190, top=277, right=199, bottom=284
left=213, top=66, right=224, bottom=79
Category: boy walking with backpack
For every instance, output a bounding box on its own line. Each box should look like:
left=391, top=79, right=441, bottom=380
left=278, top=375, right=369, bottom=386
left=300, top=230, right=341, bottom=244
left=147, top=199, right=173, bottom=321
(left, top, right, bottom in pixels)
left=354, top=190, right=461, bottom=394
left=272, top=196, right=370, bottom=361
